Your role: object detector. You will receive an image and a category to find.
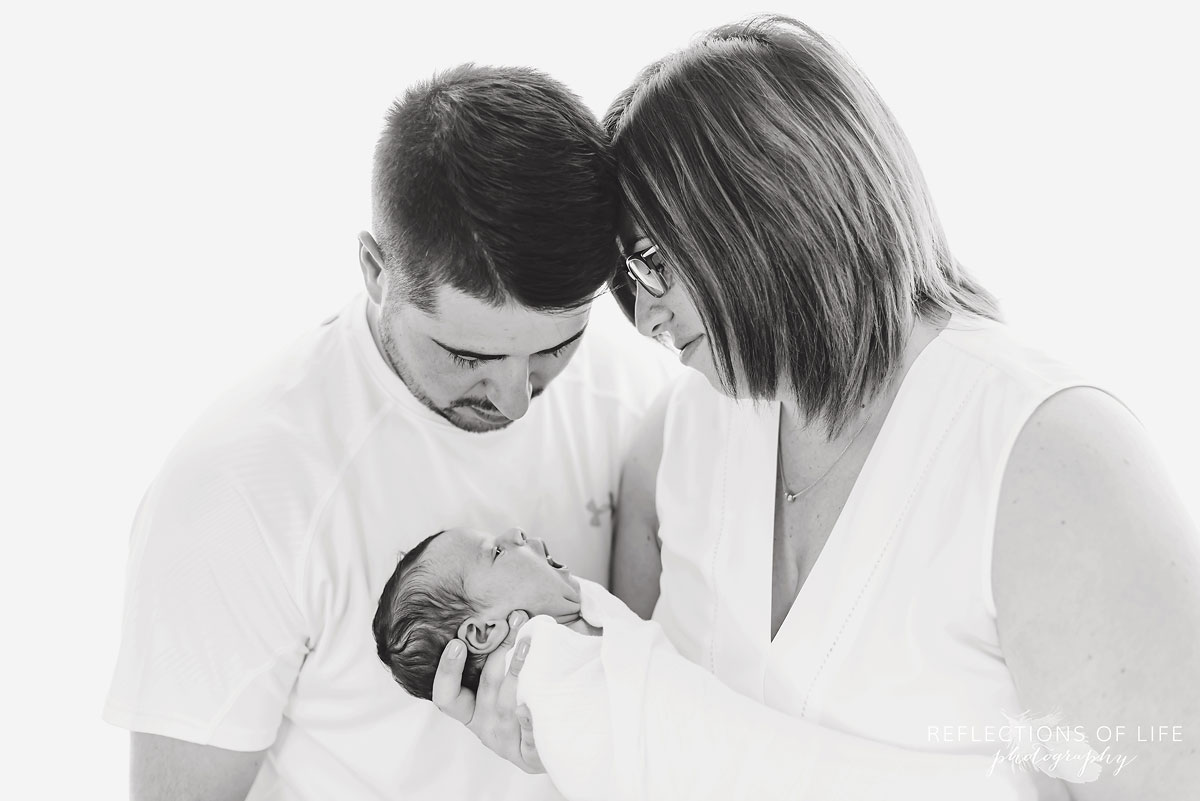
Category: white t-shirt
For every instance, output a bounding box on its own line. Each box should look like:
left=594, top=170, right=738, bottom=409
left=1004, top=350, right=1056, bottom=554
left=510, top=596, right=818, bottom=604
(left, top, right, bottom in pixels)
left=103, top=291, right=678, bottom=801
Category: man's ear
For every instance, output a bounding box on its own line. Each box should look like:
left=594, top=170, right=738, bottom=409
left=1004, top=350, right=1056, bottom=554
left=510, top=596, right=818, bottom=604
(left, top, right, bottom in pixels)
left=457, top=616, right=510, bottom=655
left=357, top=231, right=385, bottom=305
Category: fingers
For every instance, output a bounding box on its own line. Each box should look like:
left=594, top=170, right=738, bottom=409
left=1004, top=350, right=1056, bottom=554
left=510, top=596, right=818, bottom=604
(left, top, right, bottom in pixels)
left=501, top=610, right=529, bottom=648
left=508, top=638, right=531, bottom=679
left=475, top=637, right=511, bottom=708
left=431, top=639, right=475, bottom=725
left=516, top=704, right=545, bottom=773
left=477, top=611, right=529, bottom=708
left=490, top=639, right=526, bottom=747
left=515, top=704, right=533, bottom=740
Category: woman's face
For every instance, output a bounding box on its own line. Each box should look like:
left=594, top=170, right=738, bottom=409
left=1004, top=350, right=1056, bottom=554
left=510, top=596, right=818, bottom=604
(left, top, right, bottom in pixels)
left=621, top=220, right=726, bottom=394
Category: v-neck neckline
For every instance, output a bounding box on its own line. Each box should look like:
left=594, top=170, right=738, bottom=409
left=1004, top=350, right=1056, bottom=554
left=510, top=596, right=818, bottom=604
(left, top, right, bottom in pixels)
left=761, top=321, right=952, bottom=650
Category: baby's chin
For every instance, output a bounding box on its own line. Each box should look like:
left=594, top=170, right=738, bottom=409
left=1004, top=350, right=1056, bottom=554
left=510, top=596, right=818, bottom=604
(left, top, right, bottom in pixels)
left=547, top=560, right=581, bottom=600
left=540, top=578, right=585, bottom=621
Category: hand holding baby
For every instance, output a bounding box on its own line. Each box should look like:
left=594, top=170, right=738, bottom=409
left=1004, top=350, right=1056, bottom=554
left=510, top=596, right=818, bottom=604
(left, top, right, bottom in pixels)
left=433, top=610, right=545, bottom=774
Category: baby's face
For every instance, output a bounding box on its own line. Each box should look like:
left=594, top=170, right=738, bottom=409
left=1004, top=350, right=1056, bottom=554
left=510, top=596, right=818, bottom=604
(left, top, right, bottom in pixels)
left=423, top=527, right=582, bottom=622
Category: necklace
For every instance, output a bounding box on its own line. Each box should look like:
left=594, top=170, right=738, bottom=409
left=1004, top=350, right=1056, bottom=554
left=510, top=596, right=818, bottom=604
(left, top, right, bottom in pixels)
left=777, top=318, right=919, bottom=502
left=778, top=318, right=919, bottom=502
left=777, top=405, right=876, bottom=503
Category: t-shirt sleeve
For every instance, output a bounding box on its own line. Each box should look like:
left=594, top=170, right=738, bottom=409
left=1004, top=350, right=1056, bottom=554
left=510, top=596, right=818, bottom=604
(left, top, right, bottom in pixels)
left=103, top=452, right=309, bottom=752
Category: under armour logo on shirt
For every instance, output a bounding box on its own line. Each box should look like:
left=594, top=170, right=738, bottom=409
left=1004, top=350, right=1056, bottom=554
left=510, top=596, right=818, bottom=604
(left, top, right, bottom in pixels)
left=586, top=493, right=615, bottom=527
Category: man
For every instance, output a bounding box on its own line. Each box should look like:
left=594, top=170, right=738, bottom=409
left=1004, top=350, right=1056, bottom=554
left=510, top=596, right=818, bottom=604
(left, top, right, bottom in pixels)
left=104, top=64, right=676, bottom=800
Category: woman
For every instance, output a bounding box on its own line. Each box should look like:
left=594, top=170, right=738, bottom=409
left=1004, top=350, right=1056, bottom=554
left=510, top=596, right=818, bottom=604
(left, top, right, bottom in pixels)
left=437, top=16, right=1199, bottom=799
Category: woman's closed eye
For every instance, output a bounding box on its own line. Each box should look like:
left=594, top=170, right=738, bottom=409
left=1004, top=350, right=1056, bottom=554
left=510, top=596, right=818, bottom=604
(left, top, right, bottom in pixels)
left=645, top=248, right=668, bottom=274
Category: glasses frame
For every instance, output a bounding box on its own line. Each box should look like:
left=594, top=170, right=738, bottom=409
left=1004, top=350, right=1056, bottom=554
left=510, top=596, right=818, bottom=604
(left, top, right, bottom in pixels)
left=624, top=243, right=669, bottom=299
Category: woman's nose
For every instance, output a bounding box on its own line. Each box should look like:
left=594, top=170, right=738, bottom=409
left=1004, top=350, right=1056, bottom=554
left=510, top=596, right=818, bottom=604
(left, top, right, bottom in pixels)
left=634, top=284, right=671, bottom=338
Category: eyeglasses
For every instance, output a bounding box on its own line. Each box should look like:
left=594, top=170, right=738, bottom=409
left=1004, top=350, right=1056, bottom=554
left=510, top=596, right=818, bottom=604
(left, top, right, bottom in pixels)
left=624, top=242, right=670, bottom=298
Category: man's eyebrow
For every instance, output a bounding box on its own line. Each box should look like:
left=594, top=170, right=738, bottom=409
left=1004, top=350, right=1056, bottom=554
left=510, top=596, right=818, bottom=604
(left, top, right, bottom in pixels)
left=535, top=326, right=587, bottom=355
left=432, top=325, right=588, bottom=360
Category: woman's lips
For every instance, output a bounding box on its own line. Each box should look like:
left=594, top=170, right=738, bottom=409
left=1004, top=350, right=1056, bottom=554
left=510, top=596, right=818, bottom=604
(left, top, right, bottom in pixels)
left=679, top=334, right=704, bottom=363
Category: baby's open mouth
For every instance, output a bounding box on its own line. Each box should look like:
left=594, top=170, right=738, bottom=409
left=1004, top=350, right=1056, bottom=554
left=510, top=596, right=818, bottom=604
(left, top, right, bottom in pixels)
left=544, top=546, right=564, bottom=570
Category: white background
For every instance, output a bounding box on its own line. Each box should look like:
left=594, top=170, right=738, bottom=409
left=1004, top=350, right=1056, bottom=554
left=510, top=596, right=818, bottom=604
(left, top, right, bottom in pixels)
left=2, top=0, right=1196, bottom=796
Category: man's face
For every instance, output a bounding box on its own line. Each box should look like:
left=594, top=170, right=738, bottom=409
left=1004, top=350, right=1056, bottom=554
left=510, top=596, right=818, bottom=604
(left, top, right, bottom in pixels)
left=424, top=527, right=582, bottom=622
left=375, top=284, right=590, bottom=433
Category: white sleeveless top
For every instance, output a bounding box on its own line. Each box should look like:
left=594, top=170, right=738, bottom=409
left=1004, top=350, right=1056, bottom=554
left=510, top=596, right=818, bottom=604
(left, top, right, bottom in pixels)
left=654, top=315, right=1097, bottom=799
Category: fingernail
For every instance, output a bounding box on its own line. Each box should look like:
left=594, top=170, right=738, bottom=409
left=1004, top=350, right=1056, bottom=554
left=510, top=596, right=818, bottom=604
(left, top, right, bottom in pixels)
left=508, top=611, right=524, bottom=626
left=447, top=640, right=464, bottom=658
left=516, top=640, right=530, bottom=660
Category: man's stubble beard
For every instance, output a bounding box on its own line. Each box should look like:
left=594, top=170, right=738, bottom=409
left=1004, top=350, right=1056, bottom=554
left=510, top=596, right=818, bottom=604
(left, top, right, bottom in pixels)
left=375, top=306, right=514, bottom=434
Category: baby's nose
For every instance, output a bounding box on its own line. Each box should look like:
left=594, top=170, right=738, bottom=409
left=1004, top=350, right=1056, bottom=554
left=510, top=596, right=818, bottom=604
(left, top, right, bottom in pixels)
left=501, top=527, right=527, bottom=547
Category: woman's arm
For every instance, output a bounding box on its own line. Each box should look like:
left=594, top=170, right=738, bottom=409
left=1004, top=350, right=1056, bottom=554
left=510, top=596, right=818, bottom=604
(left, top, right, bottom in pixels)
left=610, top=385, right=671, bottom=619
left=516, top=598, right=1036, bottom=801
left=994, top=387, right=1200, bottom=799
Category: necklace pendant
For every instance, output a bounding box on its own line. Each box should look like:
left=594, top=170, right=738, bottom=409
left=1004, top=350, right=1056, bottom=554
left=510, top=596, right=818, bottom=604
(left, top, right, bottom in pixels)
left=785, top=490, right=798, bottom=503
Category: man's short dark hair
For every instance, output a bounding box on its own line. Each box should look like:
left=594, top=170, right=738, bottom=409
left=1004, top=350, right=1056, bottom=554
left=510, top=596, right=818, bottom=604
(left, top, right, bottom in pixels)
left=373, top=531, right=487, bottom=701
left=372, top=64, right=619, bottom=313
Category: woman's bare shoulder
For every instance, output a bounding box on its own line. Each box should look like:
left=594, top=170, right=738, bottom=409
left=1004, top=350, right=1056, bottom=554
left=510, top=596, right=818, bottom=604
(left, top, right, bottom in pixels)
left=992, top=386, right=1200, bottom=797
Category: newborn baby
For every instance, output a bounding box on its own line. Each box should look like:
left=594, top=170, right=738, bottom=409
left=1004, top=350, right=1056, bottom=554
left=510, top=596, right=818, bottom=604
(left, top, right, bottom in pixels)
left=372, top=527, right=1036, bottom=801
left=373, top=526, right=601, bottom=701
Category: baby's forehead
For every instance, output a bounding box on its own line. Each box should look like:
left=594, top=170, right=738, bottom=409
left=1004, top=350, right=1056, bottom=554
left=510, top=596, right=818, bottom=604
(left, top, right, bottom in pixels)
left=439, top=526, right=488, bottom=548
left=419, top=527, right=487, bottom=570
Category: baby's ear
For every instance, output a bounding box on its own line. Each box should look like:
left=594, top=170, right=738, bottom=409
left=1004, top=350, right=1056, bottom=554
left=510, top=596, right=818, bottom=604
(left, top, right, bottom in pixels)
left=457, top=616, right=509, bottom=655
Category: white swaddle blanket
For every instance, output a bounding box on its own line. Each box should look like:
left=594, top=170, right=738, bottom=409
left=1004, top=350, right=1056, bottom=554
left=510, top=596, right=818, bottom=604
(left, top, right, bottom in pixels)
left=513, top=580, right=1039, bottom=801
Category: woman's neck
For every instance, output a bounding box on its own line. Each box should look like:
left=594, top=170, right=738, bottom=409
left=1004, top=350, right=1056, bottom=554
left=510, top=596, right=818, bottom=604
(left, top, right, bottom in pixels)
left=778, top=312, right=948, bottom=447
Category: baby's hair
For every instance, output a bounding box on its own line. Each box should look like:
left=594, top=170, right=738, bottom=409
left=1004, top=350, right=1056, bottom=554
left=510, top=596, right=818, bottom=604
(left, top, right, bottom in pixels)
left=373, top=530, right=488, bottom=700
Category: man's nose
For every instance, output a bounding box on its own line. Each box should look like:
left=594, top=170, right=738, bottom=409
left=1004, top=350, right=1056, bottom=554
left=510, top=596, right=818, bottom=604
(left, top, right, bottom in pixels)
left=634, top=284, right=671, bottom=339
left=486, top=358, right=533, bottom=421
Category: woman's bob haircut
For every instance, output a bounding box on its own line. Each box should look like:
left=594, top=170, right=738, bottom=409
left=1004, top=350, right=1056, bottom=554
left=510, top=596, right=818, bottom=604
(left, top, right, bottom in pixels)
left=605, top=16, right=1000, bottom=432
